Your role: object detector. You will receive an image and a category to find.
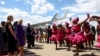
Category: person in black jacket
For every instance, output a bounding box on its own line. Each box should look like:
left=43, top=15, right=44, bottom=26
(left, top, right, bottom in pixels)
left=0, top=27, right=4, bottom=54
left=90, top=25, right=96, bottom=46
left=31, top=27, right=35, bottom=47
left=1, top=21, right=8, bottom=52
left=47, top=26, right=52, bottom=44
left=6, top=15, right=18, bottom=56
left=26, top=23, right=33, bottom=48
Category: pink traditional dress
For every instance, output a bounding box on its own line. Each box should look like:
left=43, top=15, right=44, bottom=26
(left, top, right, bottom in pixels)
left=56, top=28, right=64, bottom=41
left=71, top=24, right=86, bottom=45
left=49, top=29, right=58, bottom=41
left=65, top=27, right=72, bottom=41
left=83, top=25, right=94, bottom=41
left=96, top=24, right=100, bottom=48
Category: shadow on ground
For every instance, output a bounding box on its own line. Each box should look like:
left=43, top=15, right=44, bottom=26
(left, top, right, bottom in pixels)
left=32, top=44, right=43, bottom=49
left=24, top=49, right=41, bottom=56
left=90, top=47, right=100, bottom=51
left=24, top=44, right=44, bottom=56
left=80, top=53, right=97, bottom=56
left=25, top=44, right=43, bottom=49
left=55, top=47, right=67, bottom=50
left=72, top=49, right=87, bottom=52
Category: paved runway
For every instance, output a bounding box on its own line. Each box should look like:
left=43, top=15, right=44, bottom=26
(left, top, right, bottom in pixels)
left=24, top=42, right=100, bottom=56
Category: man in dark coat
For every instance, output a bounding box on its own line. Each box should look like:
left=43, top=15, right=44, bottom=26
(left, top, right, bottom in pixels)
left=0, top=27, right=4, bottom=54
left=47, top=26, right=52, bottom=44
left=26, top=23, right=34, bottom=48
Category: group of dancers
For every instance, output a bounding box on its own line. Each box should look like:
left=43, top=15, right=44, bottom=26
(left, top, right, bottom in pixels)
left=49, top=13, right=100, bottom=55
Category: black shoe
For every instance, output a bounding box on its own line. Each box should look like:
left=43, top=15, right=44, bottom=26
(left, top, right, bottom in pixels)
left=55, top=48, right=59, bottom=50
left=27, top=46, right=31, bottom=49
left=32, top=45, right=35, bottom=47
left=73, top=53, right=79, bottom=56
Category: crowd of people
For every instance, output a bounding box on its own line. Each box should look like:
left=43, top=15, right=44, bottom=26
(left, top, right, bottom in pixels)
left=0, top=15, right=52, bottom=56
left=0, top=14, right=100, bottom=56
left=49, top=13, right=100, bottom=56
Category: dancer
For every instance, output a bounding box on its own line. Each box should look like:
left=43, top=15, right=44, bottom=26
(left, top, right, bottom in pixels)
left=49, top=24, right=58, bottom=50
left=82, top=22, right=94, bottom=50
left=35, top=29, right=39, bottom=42
left=90, top=16, right=100, bottom=48
left=64, top=22, right=72, bottom=51
left=39, top=28, right=43, bottom=43
left=57, top=24, right=65, bottom=47
left=70, top=13, right=90, bottom=55
left=90, top=25, right=96, bottom=46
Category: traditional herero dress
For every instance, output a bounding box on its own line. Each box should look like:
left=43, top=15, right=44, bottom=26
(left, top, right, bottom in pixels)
left=49, top=29, right=58, bottom=41
left=65, top=27, right=72, bottom=42
left=96, top=24, right=100, bottom=48
left=83, top=25, right=94, bottom=41
left=71, top=24, right=86, bottom=45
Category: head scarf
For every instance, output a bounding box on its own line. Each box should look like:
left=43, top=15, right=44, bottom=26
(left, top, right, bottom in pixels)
left=72, top=17, right=79, bottom=24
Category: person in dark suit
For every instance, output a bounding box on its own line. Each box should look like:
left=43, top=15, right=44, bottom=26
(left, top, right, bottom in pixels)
left=31, top=27, right=35, bottom=47
left=0, top=27, right=4, bottom=54
left=47, top=26, right=52, bottom=44
left=1, top=21, right=7, bottom=52
left=26, top=23, right=33, bottom=48
left=90, top=25, right=96, bottom=46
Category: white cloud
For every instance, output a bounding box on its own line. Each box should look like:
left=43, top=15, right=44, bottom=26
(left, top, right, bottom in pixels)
left=32, top=2, right=54, bottom=14
left=15, top=0, right=55, bottom=15
left=33, top=0, right=46, bottom=5
left=66, top=13, right=75, bottom=17
left=0, top=1, right=5, bottom=5
left=61, top=0, right=100, bottom=27
left=76, top=0, right=88, bottom=4
left=0, top=7, right=52, bottom=26
left=25, top=0, right=33, bottom=5
left=0, top=14, right=2, bottom=27
left=0, top=0, right=55, bottom=26
left=0, top=15, right=2, bottom=18
left=31, top=0, right=55, bottom=14
left=62, top=0, right=100, bottom=13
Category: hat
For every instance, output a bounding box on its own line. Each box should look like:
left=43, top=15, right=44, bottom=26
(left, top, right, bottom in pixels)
left=52, top=24, right=56, bottom=27
left=72, top=17, right=79, bottom=23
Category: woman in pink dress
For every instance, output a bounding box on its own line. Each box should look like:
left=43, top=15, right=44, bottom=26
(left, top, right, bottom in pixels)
left=82, top=22, right=94, bottom=50
left=49, top=24, right=58, bottom=50
left=71, top=13, right=90, bottom=55
left=64, top=22, right=72, bottom=51
left=57, top=24, right=65, bottom=47
left=90, top=16, right=100, bottom=48
left=96, top=24, right=100, bottom=48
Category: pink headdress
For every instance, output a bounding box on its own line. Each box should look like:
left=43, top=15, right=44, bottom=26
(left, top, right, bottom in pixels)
left=52, top=24, right=56, bottom=28
left=72, top=17, right=79, bottom=23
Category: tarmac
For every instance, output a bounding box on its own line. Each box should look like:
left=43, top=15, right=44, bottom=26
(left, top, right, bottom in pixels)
left=24, top=42, right=100, bottom=56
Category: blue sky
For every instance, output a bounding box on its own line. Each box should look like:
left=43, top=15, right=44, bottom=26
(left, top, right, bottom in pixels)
left=0, top=0, right=100, bottom=26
